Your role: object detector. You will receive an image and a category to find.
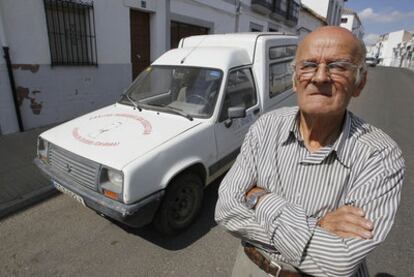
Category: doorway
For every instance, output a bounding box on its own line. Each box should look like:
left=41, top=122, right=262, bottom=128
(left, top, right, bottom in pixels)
left=130, top=10, right=150, bottom=80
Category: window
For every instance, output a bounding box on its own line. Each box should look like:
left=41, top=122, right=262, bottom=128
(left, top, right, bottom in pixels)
left=249, top=22, right=263, bottom=32
left=220, top=68, right=257, bottom=121
left=288, top=1, right=300, bottom=22
left=44, top=0, right=97, bottom=66
left=268, top=46, right=295, bottom=98
left=269, top=61, right=293, bottom=98
left=273, top=0, right=288, bottom=16
left=341, top=17, right=348, bottom=23
left=170, top=21, right=209, bottom=49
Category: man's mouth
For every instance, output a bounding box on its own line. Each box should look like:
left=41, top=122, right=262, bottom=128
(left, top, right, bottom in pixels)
left=309, top=91, right=332, bottom=96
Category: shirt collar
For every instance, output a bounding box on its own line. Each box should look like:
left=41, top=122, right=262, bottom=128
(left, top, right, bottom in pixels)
left=333, top=110, right=352, bottom=168
left=282, top=109, right=353, bottom=167
left=281, top=108, right=300, bottom=144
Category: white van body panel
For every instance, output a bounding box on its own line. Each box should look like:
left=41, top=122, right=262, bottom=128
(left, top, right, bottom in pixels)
left=39, top=103, right=202, bottom=170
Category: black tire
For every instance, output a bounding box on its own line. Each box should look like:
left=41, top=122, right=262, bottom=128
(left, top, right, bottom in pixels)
left=153, top=173, right=204, bottom=235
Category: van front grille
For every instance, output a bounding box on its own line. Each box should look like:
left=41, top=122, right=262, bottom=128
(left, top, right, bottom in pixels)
left=48, top=144, right=100, bottom=190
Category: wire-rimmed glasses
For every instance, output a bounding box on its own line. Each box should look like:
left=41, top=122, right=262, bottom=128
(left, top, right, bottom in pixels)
left=293, top=61, right=362, bottom=80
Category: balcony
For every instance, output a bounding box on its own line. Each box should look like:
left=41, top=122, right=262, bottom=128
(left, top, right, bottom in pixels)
left=286, top=1, right=299, bottom=26
left=271, top=0, right=288, bottom=21
left=251, top=0, right=272, bottom=15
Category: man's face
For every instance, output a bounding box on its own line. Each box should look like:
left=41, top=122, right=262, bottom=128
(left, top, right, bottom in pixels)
left=293, top=29, right=365, bottom=118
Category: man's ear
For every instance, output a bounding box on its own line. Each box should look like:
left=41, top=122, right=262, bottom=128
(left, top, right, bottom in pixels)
left=353, top=70, right=367, bottom=97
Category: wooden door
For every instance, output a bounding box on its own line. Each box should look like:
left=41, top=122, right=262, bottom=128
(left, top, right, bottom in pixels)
left=130, top=10, right=150, bottom=80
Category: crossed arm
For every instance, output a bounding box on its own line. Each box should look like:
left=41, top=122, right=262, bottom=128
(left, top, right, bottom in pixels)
left=248, top=186, right=374, bottom=240
left=215, top=126, right=405, bottom=277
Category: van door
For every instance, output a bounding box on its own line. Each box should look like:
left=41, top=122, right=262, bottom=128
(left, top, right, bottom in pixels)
left=210, top=67, right=260, bottom=178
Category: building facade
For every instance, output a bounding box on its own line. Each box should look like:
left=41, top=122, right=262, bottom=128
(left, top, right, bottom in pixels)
left=0, top=0, right=300, bottom=134
left=392, top=36, right=414, bottom=70
left=340, top=8, right=363, bottom=40
left=297, top=3, right=327, bottom=41
left=300, top=0, right=346, bottom=26
left=371, top=30, right=413, bottom=66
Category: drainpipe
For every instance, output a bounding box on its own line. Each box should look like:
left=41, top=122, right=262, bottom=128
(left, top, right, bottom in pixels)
left=235, top=0, right=241, bottom=33
left=2, top=47, right=23, bottom=132
left=0, top=6, right=23, bottom=132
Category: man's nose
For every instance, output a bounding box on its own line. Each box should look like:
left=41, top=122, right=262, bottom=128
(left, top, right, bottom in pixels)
left=312, top=64, right=331, bottom=83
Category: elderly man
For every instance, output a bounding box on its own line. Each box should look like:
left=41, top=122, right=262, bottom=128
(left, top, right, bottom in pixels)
left=215, top=26, right=405, bottom=277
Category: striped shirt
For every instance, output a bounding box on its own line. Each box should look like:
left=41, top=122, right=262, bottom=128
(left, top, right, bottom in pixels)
left=215, top=106, right=405, bottom=277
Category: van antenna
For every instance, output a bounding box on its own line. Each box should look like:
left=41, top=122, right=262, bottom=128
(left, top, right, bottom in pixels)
left=180, top=35, right=208, bottom=64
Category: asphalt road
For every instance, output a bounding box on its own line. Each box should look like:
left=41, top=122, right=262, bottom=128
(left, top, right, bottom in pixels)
left=348, top=66, right=414, bottom=277
left=0, top=66, right=413, bottom=277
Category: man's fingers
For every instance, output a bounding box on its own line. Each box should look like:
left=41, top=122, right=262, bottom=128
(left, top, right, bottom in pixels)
left=334, top=221, right=373, bottom=239
left=341, top=212, right=374, bottom=230
left=337, top=205, right=365, bottom=217
left=318, top=205, right=374, bottom=239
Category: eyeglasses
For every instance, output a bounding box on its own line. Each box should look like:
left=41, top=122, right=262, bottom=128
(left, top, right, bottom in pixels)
left=293, top=61, right=361, bottom=79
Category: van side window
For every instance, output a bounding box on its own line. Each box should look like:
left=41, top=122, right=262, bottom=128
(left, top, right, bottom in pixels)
left=269, top=61, right=293, bottom=98
left=220, top=68, right=257, bottom=121
left=268, top=45, right=296, bottom=98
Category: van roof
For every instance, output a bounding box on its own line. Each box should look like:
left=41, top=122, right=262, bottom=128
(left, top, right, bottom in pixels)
left=153, top=47, right=252, bottom=70
left=179, top=32, right=296, bottom=65
left=153, top=32, right=297, bottom=70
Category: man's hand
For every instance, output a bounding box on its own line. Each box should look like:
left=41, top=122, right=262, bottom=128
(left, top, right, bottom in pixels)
left=246, top=186, right=267, bottom=206
left=317, top=206, right=374, bottom=239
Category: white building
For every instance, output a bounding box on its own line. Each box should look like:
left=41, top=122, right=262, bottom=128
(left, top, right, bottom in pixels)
left=373, top=30, right=413, bottom=66
left=300, top=0, right=346, bottom=26
left=340, top=8, right=363, bottom=40
left=393, top=36, right=414, bottom=70
left=297, top=3, right=327, bottom=41
left=0, top=0, right=300, bottom=134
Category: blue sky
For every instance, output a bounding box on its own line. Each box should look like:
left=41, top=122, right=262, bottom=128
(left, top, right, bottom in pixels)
left=344, top=0, right=414, bottom=44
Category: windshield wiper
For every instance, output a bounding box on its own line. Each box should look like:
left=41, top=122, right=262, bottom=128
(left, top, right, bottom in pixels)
left=122, top=94, right=142, bottom=111
left=147, top=103, right=193, bottom=121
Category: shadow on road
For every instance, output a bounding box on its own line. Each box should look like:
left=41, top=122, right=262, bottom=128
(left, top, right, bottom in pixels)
left=374, top=273, right=395, bottom=277
left=113, top=176, right=224, bottom=250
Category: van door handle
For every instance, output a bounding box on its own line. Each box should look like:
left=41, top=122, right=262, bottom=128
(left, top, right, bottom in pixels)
left=253, top=108, right=260, bottom=115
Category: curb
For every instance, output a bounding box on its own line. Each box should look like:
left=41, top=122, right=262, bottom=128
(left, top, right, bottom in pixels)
left=0, top=185, right=58, bottom=220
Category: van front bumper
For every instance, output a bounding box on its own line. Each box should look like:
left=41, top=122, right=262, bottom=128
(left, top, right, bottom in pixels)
left=34, top=158, right=164, bottom=228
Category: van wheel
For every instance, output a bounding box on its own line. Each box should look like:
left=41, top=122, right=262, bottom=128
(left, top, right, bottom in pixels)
left=153, top=173, right=203, bottom=235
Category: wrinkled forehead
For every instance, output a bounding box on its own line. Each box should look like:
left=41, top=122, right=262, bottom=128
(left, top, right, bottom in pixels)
left=296, top=35, right=361, bottom=63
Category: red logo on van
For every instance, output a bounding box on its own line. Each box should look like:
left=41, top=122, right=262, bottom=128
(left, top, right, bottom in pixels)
left=72, top=113, right=152, bottom=147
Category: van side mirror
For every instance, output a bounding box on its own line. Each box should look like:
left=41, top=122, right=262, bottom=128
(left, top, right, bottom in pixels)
left=224, top=106, right=246, bottom=128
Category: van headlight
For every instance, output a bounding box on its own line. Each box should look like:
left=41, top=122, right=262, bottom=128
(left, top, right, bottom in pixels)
left=99, top=167, right=123, bottom=201
left=37, top=137, right=49, bottom=163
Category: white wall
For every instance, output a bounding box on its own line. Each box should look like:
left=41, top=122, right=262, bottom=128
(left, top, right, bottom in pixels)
left=171, top=0, right=235, bottom=34
left=340, top=14, right=364, bottom=39
left=297, top=8, right=325, bottom=41
left=0, top=0, right=20, bottom=134
left=302, top=0, right=345, bottom=25
left=381, top=30, right=411, bottom=66
left=1, top=0, right=131, bottom=131
left=301, top=0, right=329, bottom=20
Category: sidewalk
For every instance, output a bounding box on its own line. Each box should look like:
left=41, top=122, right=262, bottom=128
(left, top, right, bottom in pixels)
left=0, top=127, right=57, bottom=219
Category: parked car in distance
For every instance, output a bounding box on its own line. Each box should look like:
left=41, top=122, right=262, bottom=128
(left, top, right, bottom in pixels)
left=366, top=57, right=379, bottom=67
left=34, top=33, right=298, bottom=235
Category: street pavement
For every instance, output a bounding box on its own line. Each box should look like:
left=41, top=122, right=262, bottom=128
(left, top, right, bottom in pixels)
left=0, top=126, right=56, bottom=219
left=0, top=66, right=413, bottom=276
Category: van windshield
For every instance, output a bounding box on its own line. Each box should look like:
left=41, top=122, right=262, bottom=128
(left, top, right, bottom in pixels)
left=119, top=66, right=223, bottom=118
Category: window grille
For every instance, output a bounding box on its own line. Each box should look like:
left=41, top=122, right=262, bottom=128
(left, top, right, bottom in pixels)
left=44, top=0, right=97, bottom=66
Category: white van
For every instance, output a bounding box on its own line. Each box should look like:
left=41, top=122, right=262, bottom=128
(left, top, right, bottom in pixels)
left=35, top=33, right=298, bottom=234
